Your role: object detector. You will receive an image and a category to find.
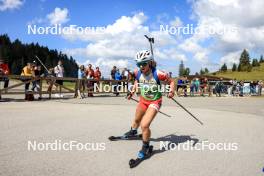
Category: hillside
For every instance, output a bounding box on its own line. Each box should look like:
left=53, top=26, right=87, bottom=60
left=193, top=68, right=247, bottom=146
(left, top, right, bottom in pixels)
left=212, top=63, right=264, bottom=81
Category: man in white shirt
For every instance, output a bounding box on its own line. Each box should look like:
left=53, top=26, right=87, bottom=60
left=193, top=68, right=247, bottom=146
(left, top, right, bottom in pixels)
left=54, top=60, right=64, bottom=98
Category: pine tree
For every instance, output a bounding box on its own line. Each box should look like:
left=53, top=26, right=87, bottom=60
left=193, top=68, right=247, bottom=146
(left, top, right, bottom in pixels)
left=204, top=68, right=209, bottom=74
left=259, top=55, right=264, bottom=63
left=252, top=59, right=260, bottom=67
left=239, top=49, right=251, bottom=71
left=220, top=63, right=227, bottom=72
left=0, top=34, right=78, bottom=77
left=179, top=60, right=185, bottom=76
left=200, top=68, right=205, bottom=75
left=183, top=67, right=190, bottom=76
left=232, top=63, right=237, bottom=71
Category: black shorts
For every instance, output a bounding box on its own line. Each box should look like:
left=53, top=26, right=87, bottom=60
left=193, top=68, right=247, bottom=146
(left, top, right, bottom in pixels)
left=56, top=80, right=63, bottom=85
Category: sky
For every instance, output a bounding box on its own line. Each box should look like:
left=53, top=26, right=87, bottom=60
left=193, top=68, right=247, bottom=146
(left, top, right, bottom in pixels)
left=1, top=0, right=264, bottom=77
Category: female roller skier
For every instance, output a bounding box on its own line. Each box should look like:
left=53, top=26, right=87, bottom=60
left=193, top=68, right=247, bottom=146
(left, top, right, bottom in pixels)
left=126, top=50, right=175, bottom=160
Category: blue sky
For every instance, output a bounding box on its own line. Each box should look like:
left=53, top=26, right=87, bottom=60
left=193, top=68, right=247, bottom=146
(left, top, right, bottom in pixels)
left=1, top=0, right=264, bottom=77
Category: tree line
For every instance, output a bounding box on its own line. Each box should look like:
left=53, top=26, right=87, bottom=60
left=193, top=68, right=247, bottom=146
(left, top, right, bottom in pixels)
left=220, top=49, right=264, bottom=72
left=0, top=34, right=78, bottom=77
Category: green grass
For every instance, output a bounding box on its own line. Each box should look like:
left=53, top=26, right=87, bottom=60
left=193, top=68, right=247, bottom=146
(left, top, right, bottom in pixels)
left=211, top=63, right=264, bottom=81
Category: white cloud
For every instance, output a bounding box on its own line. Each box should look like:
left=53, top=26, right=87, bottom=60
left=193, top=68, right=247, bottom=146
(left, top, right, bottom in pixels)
left=169, top=16, right=183, bottom=27
left=0, top=0, right=23, bottom=11
left=47, top=7, right=69, bottom=25
left=220, top=50, right=241, bottom=67
left=64, top=12, right=186, bottom=76
left=182, top=0, right=264, bottom=69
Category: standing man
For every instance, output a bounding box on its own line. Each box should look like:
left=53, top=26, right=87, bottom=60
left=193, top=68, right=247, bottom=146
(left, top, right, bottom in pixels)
left=114, top=69, right=122, bottom=96
left=54, top=60, right=64, bottom=98
left=111, top=66, right=117, bottom=95
left=86, top=64, right=94, bottom=97
left=94, top=66, right=102, bottom=92
left=0, top=58, right=9, bottom=90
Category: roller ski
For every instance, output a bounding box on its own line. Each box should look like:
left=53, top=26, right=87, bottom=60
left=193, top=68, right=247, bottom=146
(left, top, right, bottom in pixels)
left=109, top=128, right=142, bottom=141
left=129, top=143, right=154, bottom=168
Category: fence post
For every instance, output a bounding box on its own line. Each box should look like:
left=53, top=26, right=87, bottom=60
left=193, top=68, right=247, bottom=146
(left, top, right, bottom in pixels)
left=74, top=79, right=78, bottom=98
left=39, top=77, right=42, bottom=99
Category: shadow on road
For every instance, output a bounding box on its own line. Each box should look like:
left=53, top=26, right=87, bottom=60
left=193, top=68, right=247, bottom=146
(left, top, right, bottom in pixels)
left=150, top=134, right=200, bottom=156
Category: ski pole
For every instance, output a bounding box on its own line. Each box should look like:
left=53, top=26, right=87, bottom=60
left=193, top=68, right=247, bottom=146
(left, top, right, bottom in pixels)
left=144, top=35, right=154, bottom=57
left=171, top=97, right=204, bottom=125
left=35, top=55, right=49, bottom=73
left=127, top=96, right=172, bottom=118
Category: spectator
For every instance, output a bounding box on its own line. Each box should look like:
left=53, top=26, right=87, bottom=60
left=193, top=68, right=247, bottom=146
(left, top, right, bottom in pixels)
left=127, top=70, right=135, bottom=91
left=250, top=81, right=255, bottom=95
left=215, top=77, right=224, bottom=97
left=94, top=66, right=102, bottom=92
left=200, top=77, right=208, bottom=96
left=114, top=69, right=122, bottom=96
left=231, top=78, right=238, bottom=96
left=111, top=66, right=117, bottom=95
left=77, top=65, right=86, bottom=98
left=169, top=72, right=172, bottom=78
left=182, top=76, right=188, bottom=97
left=86, top=64, right=94, bottom=97
left=122, top=68, right=129, bottom=80
left=257, top=80, right=263, bottom=96
left=194, top=77, right=200, bottom=94
left=0, top=58, right=10, bottom=93
left=176, top=77, right=183, bottom=96
left=94, top=66, right=101, bottom=80
left=54, top=60, right=64, bottom=98
left=111, top=66, right=117, bottom=80
left=46, top=68, right=55, bottom=93
left=21, top=62, right=34, bottom=92
left=238, top=80, right=244, bottom=97
left=32, top=65, right=42, bottom=92
left=190, top=79, right=195, bottom=97
left=122, top=68, right=129, bottom=89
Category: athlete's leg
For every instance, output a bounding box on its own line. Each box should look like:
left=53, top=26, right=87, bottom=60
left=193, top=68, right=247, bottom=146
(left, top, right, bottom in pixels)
left=140, top=106, right=158, bottom=142
left=131, top=105, right=146, bottom=129
left=124, top=102, right=146, bottom=137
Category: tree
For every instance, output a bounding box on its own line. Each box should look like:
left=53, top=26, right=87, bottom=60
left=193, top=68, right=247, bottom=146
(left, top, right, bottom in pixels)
left=232, top=63, right=237, bottom=71
left=238, top=49, right=251, bottom=71
left=204, top=68, right=209, bottom=74
left=200, top=68, right=205, bottom=75
left=220, top=63, right=227, bottom=72
left=0, top=34, right=78, bottom=77
left=183, top=67, right=190, bottom=76
left=178, top=60, right=185, bottom=76
left=259, top=55, right=264, bottom=63
left=237, top=64, right=241, bottom=71
left=252, top=59, right=260, bottom=67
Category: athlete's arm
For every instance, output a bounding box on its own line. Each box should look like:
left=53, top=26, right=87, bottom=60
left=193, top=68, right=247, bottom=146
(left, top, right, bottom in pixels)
left=127, top=70, right=139, bottom=100
left=157, top=70, right=175, bottom=98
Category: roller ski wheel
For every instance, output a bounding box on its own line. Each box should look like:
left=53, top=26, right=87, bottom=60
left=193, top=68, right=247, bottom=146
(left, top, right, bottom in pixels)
left=129, top=145, right=153, bottom=168
left=108, top=134, right=142, bottom=141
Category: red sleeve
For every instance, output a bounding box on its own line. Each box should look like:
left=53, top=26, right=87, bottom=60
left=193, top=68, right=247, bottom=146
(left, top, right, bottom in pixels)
left=1, top=64, right=10, bottom=74
left=157, top=70, right=170, bottom=82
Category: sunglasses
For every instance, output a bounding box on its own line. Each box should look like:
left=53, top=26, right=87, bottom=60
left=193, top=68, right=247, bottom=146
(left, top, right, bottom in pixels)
left=136, top=62, right=148, bottom=67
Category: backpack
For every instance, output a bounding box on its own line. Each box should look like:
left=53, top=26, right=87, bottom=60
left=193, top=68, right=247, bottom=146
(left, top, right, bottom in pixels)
left=136, top=68, right=160, bottom=85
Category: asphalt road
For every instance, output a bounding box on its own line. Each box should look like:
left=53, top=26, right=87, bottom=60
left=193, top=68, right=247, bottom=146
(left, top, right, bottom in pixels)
left=0, top=96, right=263, bottom=176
